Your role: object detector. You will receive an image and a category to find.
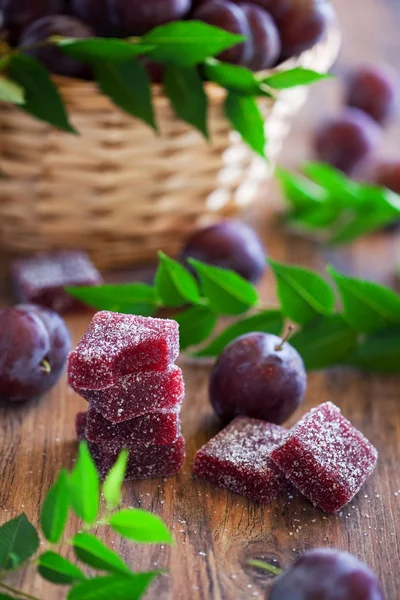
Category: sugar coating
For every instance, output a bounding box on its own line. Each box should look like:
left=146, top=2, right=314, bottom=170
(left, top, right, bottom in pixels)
left=270, top=402, right=378, bottom=513
left=85, top=406, right=181, bottom=446
left=193, top=416, right=288, bottom=504
left=76, top=412, right=185, bottom=480
left=10, top=251, right=102, bottom=313
left=73, top=365, right=184, bottom=423
left=68, top=311, right=180, bottom=390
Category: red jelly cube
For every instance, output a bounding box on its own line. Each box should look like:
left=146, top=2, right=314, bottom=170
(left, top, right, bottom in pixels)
left=85, top=406, right=181, bottom=446
left=76, top=412, right=185, bottom=480
left=10, top=251, right=102, bottom=313
left=73, top=365, right=184, bottom=423
left=68, top=311, right=180, bottom=390
left=270, top=402, right=378, bottom=513
left=193, top=417, right=288, bottom=504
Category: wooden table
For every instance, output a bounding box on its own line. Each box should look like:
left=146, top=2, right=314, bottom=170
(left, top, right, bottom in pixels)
left=1, top=1, right=400, bottom=598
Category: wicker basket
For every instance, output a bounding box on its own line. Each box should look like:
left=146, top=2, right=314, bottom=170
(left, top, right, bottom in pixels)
left=0, top=25, right=340, bottom=270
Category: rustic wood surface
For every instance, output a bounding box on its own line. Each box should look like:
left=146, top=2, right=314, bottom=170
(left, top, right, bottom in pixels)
left=1, top=0, right=400, bottom=598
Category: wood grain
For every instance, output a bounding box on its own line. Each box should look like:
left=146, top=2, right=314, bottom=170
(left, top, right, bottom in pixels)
left=1, top=0, right=400, bottom=598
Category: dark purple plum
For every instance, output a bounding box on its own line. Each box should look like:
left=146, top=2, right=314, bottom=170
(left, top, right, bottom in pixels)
left=345, top=64, right=398, bottom=125
left=0, top=304, right=71, bottom=402
left=110, top=0, right=192, bottom=36
left=20, top=15, right=94, bottom=79
left=180, top=220, right=267, bottom=284
left=209, top=332, right=307, bottom=425
left=232, top=0, right=292, bottom=21
left=0, top=0, right=59, bottom=44
left=277, top=0, right=333, bottom=59
left=192, top=0, right=252, bottom=64
left=373, top=159, right=400, bottom=194
left=240, top=3, right=281, bottom=70
left=270, top=548, right=384, bottom=600
left=313, top=108, right=381, bottom=175
left=70, top=0, right=115, bottom=35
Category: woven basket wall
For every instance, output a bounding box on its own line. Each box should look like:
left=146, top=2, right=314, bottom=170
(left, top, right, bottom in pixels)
left=0, top=25, right=340, bottom=270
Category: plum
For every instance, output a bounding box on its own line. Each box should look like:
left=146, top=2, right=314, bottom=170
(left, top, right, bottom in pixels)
left=209, top=331, right=307, bottom=425
left=70, top=0, right=115, bottom=35
left=0, top=304, right=71, bottom=402
left=20, top=15, right=94, bottom=79
left=110, top=0, right=192, bottom=36
left=373, top=159, right=400, bottom=195
left=240, top=3, right=281, bottom=70
left=277, top=0, right=333, bottom=59
left=345, top=64, right=398, bottom=125
left=0, top=0, right=59, bottom=44
left=180, top=220, right=267, bottom=284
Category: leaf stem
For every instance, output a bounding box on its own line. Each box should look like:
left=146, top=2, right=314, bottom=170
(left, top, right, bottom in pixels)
left=0, top=581, right=43, bottom=600
left=247, top=559, right=283, bottom=576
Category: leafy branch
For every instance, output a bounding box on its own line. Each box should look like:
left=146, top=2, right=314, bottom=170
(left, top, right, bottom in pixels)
left=0, top=21, right=330, bottom=157
left=68, top=252, right=400, bottom=373
left=277, top=162, right=400, bottom=243
left=0, top=443, right=172, bottom=600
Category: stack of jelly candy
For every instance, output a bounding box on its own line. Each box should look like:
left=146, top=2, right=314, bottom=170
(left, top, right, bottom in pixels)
left=69, top=311, right=185, bottom=480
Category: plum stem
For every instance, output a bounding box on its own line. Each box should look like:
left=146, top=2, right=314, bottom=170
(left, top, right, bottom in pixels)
left=40, top=359, right=51, bottom=375
left=274, top=325, right=295, bottom=352
left=248, top=559, right=283, bottom=576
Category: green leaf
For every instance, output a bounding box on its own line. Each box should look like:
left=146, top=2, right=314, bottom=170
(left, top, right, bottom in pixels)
left=174, top=306, right=218, bottom=350
left=0, top=514, right=39, bottom=571
left=109, top=509, right=172, bottom=544
left=38, top=551, right=86, bottom=585
left=276, top=166, right=327, bottom=212
left=270, top=259, right=335, bottom=325
left=0, top=594, right=18, bottom=599
left=328, top=267, right=400, bottom=333
left=346, top=327, right=400, bottom=372
left=329, top=210, right=397, bottom=244
left=0, top=76, right=25, bottom=104
left=8, top=55, right=75, bottom=133
left=225, top=91, right=266, bottom=157
left=188, top=258, right=258, bottom=316
left=40, top=469, right=69, bottom=544
left=203, top=58, right=262, bottom=95
left=155, top=252, right=200, bottom=307
left=66, top=283, right=159, bottom=316
left=143, top=21, right=245, bottom=66
left=72, top=533, right=132, bottom=576
left=264, top=67, right=331, bottom=89
left=164, top=66, right=208, bottom=138
left=302, top=162, right=361, bottom=206
left=103, top=450, right=128, bottom=511
left=287, top=203, right=341, bottom=230
left=69, top=442, right=100, bottom=525
left=56, top=38, right=153, bottom=62
left=290, top=315, right=358, bottom=370
left=195, top=310, right=284, bottom=357
left=95, top=59, right=156, bottom=131
left=68, top=573, right=159, bottom=600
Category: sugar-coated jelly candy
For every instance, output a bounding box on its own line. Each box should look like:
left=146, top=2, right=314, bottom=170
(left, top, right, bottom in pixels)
left=68, top=312, right=180, bottom=390
left=76, top=412, right=186, bottom=480
left=270, top=402, right=378, bottom=513
left=10, top=251, right=102, bottom=313
left=73, top=365, right=184, bottom=423
left=194, top=416, right=288, bottom=504
left=85, top=406, right=181, bottom=446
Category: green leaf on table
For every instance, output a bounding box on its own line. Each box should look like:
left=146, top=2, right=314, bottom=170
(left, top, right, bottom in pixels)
left=328, top=267, right=400, bottom=332
left=263, top=67, right=331, bottom=89
left=329, top=210, right=397, bottom=244
left=290, top=315, right=358, bottom=370
left=68, top=573, right=159, bottom=600
left=0, top=76, right=25, bottom=104
left=0, top=594, right=18, bottom=599
left=195, top=309, right=284, bottom=357
left=164, top=66, right=208, bottom=138
left=103, top=450, right=129, bottom=511
left=203, top=58, right=263, bottom=95
left=69, top=442, right=100, bottom=525
left=0, top=514, right=39, bottom=571
left=56, top=38, right=153, bottom=62
left=38, top=551, right=86, bottom=585
left=72, top=533, right=132, bottom=576
left=67, top=283, right=159, bottom=317
left=345, top=327, right=400, bottom=372
left=302, top=162, right=362, bottom=206
left=287, top=202, right=341, bottom=231
left=8, top=55, right=75, bottom=133
left=270, top=259, right=335, bottom=325
left=276, top=166, right=327, bottom=212
left=109, top=509, right=172, bottom=544
left=143, top=21, right=245, bottom=66
left=225, top=91, right=266, bottom=157
left=174, top=306, right=218, bottom=350
left=40, top=468, right=69, bottom=544
left=155, top=251, right=200, bottom=307
left=188, top=258, right=258, bottom=315
left=95, top=59, right=156, bottom=131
